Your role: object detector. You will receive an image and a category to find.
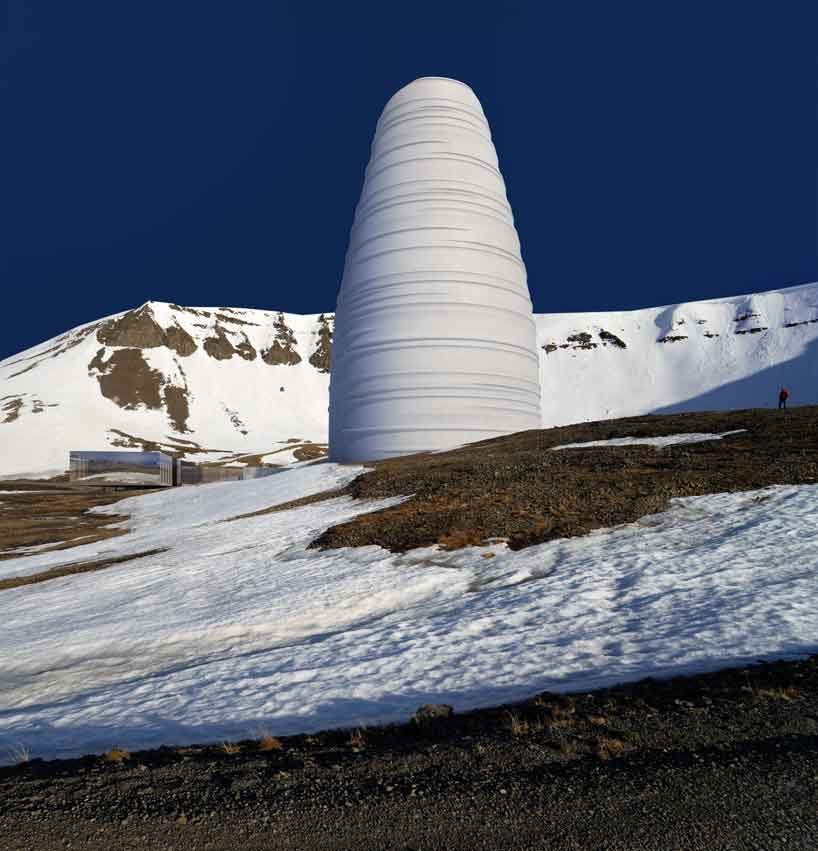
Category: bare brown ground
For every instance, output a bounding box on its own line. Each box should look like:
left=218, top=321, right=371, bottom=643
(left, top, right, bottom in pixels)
left=225, top=486, right=347, bottom=523
left=0, top=547, right=169, bottom=591
left=313, top=406, right=818, bottom=552
left=0, top=482, right=155, bottom=559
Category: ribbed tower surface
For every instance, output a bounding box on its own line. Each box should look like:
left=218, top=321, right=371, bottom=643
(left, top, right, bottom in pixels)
left=329, top=77, right=542, bottom=462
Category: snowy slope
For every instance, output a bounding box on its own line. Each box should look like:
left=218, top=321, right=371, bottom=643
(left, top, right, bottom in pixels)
left=2, top=282, right=818, bottom=477
left=1, top=461, right=817, bottom=762
left=538, top=281, right=818, bottom=426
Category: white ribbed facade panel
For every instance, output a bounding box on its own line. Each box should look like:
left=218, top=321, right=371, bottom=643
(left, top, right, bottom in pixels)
left=329, top=77, right=542, bottom=462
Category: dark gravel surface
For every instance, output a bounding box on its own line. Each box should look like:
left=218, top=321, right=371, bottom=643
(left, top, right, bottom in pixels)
left=3, top=656, right=817, bottom=850
left=313, top=406, right=818, bottom=552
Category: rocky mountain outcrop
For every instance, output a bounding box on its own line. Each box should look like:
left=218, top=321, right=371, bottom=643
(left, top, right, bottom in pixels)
left=203, top=325, right=238, bottom=361
left=261, top=313, right=302, bottom=366
left=0, top=301, right=334, bottom=477
left=88, top=348, right=164, bottom=410
left=97, top=304, right=197, bottom=356
left=308, top=314, right=333, bottom=373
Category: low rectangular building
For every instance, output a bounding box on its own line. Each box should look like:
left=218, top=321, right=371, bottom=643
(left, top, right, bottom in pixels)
left=241, top=466, right=278, bottom=480
left=69, top=451, right=174, bottom=487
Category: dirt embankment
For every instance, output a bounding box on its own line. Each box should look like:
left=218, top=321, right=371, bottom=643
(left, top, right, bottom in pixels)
left=313, top=407, right=818, bottom=552
left=2, top=656, right=817, bottom=850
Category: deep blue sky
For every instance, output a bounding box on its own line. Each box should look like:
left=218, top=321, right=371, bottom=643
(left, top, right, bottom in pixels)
left=2, top=1, right=817, bottom=359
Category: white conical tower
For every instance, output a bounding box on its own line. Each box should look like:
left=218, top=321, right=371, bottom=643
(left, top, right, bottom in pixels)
left=329, top=77, right=541, bottom=462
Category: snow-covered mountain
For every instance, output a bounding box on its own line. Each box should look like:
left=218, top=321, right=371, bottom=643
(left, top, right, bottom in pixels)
left=0, top=303, right=334, bottom=477
left=2, top=282, right=818, bottom=478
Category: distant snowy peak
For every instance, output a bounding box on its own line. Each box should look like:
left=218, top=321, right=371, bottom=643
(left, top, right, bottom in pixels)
left=2, top=283, right=818, bottom=478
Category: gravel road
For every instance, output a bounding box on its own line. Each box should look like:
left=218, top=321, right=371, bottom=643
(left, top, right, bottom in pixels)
left=3, top=656, right=817, bottom=850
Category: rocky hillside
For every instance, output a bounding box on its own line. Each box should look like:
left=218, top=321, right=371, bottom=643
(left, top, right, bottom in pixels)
left=0, top=302, right=334, bottom=477
left=2, top=281, right=818, bottom=477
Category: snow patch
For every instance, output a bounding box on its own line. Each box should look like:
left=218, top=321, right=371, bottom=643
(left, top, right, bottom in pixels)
left=552, top=430, right=746, bottom=451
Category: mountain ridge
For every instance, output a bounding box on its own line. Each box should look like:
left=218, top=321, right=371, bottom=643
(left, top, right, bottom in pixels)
left=2, top=282, right=818, bottom=477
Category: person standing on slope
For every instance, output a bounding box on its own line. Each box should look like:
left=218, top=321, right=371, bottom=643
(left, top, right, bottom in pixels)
left=778, top=387, right=789, bottom=409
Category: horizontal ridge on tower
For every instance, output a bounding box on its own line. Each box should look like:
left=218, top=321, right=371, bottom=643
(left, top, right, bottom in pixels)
left=329, top=77, right=542, bottom=462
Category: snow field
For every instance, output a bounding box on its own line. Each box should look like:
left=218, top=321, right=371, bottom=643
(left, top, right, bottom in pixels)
left=1, top=461, right=818, bottom=763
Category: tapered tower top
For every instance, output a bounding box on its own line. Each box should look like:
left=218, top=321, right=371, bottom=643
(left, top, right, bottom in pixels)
left=329, top=77, right=541, bottom=462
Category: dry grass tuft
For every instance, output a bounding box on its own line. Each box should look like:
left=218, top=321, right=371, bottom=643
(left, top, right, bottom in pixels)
left=348, top=728, right=366, bottom=749
left=756, top=686, right=800, bottom=702
left=103, top=747, right=130, bottom=764
left=438, top=528, right=487, bottom=550
left=595, top=737, right=627, bottom=761
left=506, top=711, right=547, bottom=736
left=534, top=695, right=577, bottom=725
left=221, top=741, right=241, bottom=755
left=258, top=735, right=283, bottom=752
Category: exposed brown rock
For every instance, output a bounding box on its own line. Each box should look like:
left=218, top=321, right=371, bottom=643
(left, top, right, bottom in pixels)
left=163, top=385, right=191, bottom=433
left=235, top=334, right=257, bottom=361
left=87, top=347, right=106, bottom=372
left=293, top=443, right=328, bottom=461
left=261, top=313, right=301, bottom=366
left=164, top=324, right=198, bottom=356
left=309, top=314, right=333, bottom=373
left=96, top=305, right=197, bottom=356
left=7, top=362, right=39, bottom=379
left=96, top=305, right=166, bottom=348
left=221, top=405, right=248, bottom=435
left=203, top=325, right=237, bottom=360
left=599, top=330, right=627, bottom=349
left=89, top=348, right=164, bottom=410
left=214, top=311, right=259, bottom=327
left=169, top=304, right=212, bottom=319
left=566, top=332, right=597, bottom=349
left=1, top=398, right=23, bottom=423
